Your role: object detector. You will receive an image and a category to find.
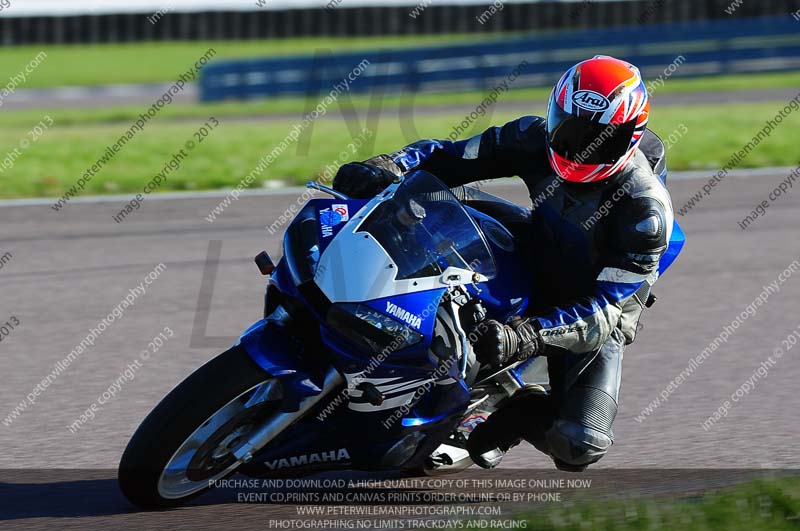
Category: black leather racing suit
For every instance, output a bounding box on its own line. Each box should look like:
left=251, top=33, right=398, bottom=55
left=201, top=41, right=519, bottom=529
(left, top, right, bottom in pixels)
left=343, top=115, right=675, bottom=469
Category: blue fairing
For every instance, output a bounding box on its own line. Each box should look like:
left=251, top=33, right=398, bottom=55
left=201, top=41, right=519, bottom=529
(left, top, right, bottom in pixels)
left=659, top=220, right=685, bottom=276
left=237, top=317, right=332, bottom=412
left=658, top=166, right=685, bottom=276
left=463, top=206, right=530, bottom=322
left=237, top=319, right=299, bottom=377
left=363, top=289, right=446, bottom=338
left=238, top=255, right=331, bottom=402
left=271, top=258, right=300, bottom=301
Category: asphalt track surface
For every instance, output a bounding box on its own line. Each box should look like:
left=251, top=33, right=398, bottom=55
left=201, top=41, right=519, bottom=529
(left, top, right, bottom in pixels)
left=1, top=172, right=799, bottom=528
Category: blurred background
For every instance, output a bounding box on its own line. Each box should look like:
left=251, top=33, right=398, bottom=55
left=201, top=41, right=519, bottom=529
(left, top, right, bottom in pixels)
left=0, top=0, right=797, bottom=197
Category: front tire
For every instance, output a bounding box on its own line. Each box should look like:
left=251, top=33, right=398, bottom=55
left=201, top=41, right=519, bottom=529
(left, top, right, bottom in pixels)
left=118, top=345, right=277, bottom=509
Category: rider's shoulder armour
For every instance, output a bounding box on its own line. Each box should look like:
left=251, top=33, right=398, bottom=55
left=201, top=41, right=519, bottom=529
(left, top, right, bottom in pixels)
left=495, top=115, right=547, bottom=155
left=604, top=150, right=673, bottom=267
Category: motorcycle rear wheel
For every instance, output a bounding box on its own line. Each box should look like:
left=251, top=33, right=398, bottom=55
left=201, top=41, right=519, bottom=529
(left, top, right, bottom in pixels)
left=118, top=345, right=277, bottom=509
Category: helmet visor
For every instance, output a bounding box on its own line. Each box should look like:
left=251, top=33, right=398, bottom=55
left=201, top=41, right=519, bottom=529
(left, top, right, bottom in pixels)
left=547, top=103, right=637, bottom=165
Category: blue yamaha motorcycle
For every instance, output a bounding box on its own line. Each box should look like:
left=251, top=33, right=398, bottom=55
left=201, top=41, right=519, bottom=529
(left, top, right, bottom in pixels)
left=118, top=170, right=684, bottom=509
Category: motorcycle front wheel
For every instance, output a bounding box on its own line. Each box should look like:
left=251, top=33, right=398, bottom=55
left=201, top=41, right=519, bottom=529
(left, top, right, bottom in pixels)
left=118, top=345, right=279, bottom=509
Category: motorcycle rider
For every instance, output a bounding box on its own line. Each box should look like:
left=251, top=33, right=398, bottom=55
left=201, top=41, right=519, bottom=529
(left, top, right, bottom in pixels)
left=333, top=56, right=674, bottom=472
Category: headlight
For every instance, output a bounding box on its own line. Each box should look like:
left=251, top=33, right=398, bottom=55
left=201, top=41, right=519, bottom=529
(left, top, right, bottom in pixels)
left=326, top=303, right=423, bottom=354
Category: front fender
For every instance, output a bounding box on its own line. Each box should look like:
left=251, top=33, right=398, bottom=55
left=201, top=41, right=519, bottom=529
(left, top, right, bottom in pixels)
left=237, top=318, right=334, bottom=410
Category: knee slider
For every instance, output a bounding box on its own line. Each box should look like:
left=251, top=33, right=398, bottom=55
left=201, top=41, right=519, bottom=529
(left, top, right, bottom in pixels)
left=545, top=419, right=613, bottom=467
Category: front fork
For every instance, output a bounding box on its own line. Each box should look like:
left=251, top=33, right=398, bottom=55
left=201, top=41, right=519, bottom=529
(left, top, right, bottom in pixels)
left=233, top=306, right=345, bottom=465
left=231, top=367, right=344, bottom=464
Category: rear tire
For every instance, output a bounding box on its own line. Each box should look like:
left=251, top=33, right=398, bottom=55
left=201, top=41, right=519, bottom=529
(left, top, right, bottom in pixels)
left=118, top=345, right=274, bottom=509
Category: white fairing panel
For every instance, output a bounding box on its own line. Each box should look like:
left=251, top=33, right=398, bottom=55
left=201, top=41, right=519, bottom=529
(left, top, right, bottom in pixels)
left=315, top=229, right=481, bottom=302
left=314, top=182, right=487, bottom=303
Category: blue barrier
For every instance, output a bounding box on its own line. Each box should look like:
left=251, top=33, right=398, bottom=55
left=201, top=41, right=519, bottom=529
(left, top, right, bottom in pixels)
left=200, top=16, right=800, bottom=102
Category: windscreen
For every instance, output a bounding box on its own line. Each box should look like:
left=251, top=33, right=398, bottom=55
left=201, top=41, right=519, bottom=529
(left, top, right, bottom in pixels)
left=357, top=171, right=496, bottom=281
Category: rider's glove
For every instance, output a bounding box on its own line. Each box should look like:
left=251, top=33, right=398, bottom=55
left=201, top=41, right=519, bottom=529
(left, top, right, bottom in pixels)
left=472, top=318, right=543, bottom=367
left=333, top=155, right=402, bottom=199
left=509, top=317, right=544, bottom=361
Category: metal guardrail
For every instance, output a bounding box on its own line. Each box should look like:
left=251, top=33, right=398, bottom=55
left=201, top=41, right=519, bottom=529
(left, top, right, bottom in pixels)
left=200, top=16, right=800, bottom=102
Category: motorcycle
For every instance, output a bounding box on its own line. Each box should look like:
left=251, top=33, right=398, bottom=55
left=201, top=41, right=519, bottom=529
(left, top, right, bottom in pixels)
left=118, top=170, right=684, bottom=509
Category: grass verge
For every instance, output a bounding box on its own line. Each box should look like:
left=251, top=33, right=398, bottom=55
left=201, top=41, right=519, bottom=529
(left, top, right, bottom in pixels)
left=2, top=72, right=800, bottom=130
left=507, top=476, right=800, bottom=531
left=0, top=101, right=796, bottom=200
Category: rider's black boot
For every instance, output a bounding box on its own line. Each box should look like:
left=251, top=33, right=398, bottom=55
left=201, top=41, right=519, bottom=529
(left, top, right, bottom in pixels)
left=466, top=406, right=522, bottom=469
left=467, top=388, right=553, bottom=469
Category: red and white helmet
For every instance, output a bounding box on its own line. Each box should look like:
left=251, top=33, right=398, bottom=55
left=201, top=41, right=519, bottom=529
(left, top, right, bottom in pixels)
left=546, top=56, right=649, bottom=183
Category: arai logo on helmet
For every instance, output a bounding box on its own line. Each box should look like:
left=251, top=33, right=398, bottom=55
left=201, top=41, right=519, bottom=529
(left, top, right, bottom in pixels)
left=572, top=90, right=610, bottom=112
